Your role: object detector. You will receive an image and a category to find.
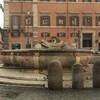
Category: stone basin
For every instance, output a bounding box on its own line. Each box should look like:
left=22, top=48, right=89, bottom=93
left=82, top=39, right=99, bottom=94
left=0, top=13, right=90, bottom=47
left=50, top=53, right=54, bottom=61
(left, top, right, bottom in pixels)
left=0, top=49, right=93, bottom=69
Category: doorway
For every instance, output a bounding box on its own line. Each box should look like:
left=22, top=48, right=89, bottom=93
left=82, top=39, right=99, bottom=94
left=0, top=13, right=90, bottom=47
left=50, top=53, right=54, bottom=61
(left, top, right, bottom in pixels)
left=83, top=33, right=92, bottom=48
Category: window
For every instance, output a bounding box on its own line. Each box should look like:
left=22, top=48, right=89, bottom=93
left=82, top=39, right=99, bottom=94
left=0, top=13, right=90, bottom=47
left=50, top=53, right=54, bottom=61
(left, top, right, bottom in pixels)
left=11, top=30, right=20, bottom=37
left=3, top=42, right=9, bottom=50
left=83, top=0, right=91, bottom=2
left=40, top=0, right=50, bottom=1
left=70, top=0, right=76, bottom=2
left=98, top=32, right=100, bottom=37
left=70, top=16, right=79, bottom=26
left=96, top=0, right=100, bottom=2
left=56, top=0, right=66, bottom=2
left=11, top=15, right=20, bottom=30
left=83, top=33, right=92, bottom=47
left=96, top=16, right=100, bottom=26
left=11, top=0, right=32, bottom=1
left=70, top=32, right=79, bottom=37
left=41, top=32, right=50, bottom=37
left=83, top=16, right=92, bottom=26
left=23, top=32, right=33, bottom=37
left=11, top=43, right=21, bottom=49
left=25, top=16, right=33, bottom=26
left=40, top=16, right=50, bottom=26
left=57, top=16, right=66, bottom=26
left=57, top=32, right=66, bottom=37
left=11, top=0, right=21, bottom=1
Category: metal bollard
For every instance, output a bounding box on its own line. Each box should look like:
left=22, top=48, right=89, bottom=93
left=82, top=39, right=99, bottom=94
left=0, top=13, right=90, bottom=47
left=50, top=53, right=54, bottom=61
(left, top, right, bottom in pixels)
left=48, top=60, right=63, bottom=90
left=93, top=61, right=100, bottom=88
left=72, top=63, right=84, bottom=89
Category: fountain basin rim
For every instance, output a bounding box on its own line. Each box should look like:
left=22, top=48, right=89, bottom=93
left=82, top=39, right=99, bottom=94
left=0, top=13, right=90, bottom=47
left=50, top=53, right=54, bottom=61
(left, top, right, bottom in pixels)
left=0, top=49, right=93, bottom=53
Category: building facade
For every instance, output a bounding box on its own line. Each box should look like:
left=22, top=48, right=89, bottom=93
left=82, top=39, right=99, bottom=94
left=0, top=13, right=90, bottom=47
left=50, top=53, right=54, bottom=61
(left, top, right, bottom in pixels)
left=3, top=0, right=100, bottom=50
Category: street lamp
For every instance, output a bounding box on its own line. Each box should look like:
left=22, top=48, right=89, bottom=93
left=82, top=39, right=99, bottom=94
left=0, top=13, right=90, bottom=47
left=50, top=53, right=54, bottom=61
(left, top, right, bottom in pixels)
left=26, top=10, right=31, bottom=49
left=72, top=27, right=82, bottom=49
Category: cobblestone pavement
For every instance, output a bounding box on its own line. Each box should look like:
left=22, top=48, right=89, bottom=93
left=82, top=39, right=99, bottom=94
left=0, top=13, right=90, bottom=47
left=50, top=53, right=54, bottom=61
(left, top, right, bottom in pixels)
left=0, top=64, right=96, bottom=100
left=0, top=85, right=99, bottom=100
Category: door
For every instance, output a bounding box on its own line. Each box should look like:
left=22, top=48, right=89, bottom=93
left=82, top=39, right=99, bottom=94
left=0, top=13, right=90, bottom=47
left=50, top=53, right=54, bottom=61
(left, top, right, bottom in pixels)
left=83, top=33, right=92, bottom=48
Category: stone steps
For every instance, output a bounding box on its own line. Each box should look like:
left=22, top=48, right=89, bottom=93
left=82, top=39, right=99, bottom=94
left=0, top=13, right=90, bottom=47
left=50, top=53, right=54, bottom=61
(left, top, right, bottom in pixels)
left=0, top=67, right=48, bottom=87
left=0, top=67, right=72, bottom=88
left=0, top=67, right=72, bottom=81
left=0, top=64, right=93, bottom=88
left=0, top=77, right=47, bottom=88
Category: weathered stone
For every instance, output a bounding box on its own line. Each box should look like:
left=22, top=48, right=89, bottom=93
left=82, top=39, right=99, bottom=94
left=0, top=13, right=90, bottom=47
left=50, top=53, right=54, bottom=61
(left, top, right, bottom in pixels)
left=72, top=63, right=84, bottom=89
left=48, top=60, right=62, bottom=90
left=0, top=49, right=92, bottom=69
left=93, top=61, right=100, bottom=88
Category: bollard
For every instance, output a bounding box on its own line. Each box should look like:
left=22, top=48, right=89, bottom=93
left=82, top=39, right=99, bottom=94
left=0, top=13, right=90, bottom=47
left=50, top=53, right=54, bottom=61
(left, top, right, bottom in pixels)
left=72, top=63, right=84, bottom=89
left=93, top=61, right=100, bottom=88
left=48, top=60, right=63, bottom=90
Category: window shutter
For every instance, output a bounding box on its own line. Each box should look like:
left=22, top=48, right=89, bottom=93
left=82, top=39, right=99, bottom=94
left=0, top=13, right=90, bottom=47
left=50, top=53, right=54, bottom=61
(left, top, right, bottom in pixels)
left=40, top=16, right=50, bottom=26
left=41, top=32, right=50, bottom=37
left=96, top=16, right=100, bottom=26
left=56, top=16, right=66, bottom=26
left=25, top=16, right=33, bottom=26
left=70, top=16, right=79, bottom=26
left=11, top=15, right=20, bottom=30
left=83, top=16, right=92, bottom=26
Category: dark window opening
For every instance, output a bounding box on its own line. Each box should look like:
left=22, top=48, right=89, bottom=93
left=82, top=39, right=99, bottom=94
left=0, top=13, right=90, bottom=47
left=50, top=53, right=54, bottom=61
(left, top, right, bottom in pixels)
left=41, top=32, right=50, bottom=37
left=83, top=33, right=92, bottom=48
left=40, top=16, right=50, bottom=26
left=70, top=0, right=76, bottom=2
left=57, top=0, right=66, bottom=2
left=83, top=0, right=91, bottom=2
left=98, top=43, right=100, bottom=51
left=57, top=16, right=66, bottom=26
left=70, top=16, right=79, bottom=26
left=70, top=32, right=79, bottom=37
left=23, top=32, right=33, bottom=37
left=11, top=15, right=20, bottom=30
left=83, top=16, right=92, bottom=26
left=25, top=16, right=33, bottom=26
left=11, top=43, right=21, bottom=49
left=11, top=30, right=20, bottom=37
left=57, top=32, right=66, bottom=37
left=96, top=16, right=100, bottom=26
left=40, top=0, right=50, bottom=1
left=96, top=0, right=100, bottom=2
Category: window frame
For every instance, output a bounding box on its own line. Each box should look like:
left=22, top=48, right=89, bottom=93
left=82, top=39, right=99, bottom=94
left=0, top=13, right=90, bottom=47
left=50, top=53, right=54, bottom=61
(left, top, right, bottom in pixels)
left=82, top=0, right=91, bottom=2
left=23, top=32, right=33, bottom=37
left=57, top=32, right=66, bottom=37
left=56, top=0, right=66, bottom=2
left=40, top=16, right=50, bottom=26
left=70, top=32, right=79, bottom=37
left=98, top=32, right=100, bottom=37
left=41, top=32, right=50, bottom=37
left=11, top=15, right=20, bottom=30
left=96, top=0, right=100, bottom=2
left=40, top=0, right=50, bottom=1
left=83, top=16, right=92, bottom=26
left=70, top=16, right=79, bottom=26
left=70, top=0, right=76, bottom=2
left=11, top=30, right=20, bottom=37
left=96, top=16, right=100, bottom=26
left=25, top=15, right=33, bottom=26
left=56, top=16, right=66, bottom=26
left=11, top=43, right=21, bottom=50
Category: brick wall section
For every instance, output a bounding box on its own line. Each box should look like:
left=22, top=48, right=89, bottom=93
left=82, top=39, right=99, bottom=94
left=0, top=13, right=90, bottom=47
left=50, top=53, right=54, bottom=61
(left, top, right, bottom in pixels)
left=3, top=0, right=100, bottom=49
